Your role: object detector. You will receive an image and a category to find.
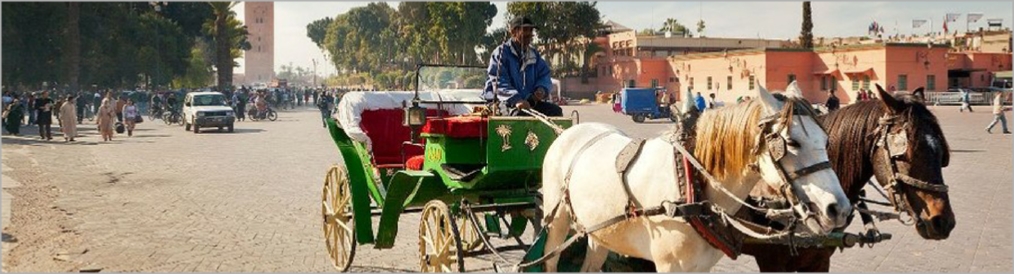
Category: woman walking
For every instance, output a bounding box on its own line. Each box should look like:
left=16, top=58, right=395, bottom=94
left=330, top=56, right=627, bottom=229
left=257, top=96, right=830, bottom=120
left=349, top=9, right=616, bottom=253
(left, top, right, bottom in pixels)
left=122, top=99, right=139, bottom=137
left=96, top=97, right=116, bottom=141
left=58, top=95, right=78, bottom=142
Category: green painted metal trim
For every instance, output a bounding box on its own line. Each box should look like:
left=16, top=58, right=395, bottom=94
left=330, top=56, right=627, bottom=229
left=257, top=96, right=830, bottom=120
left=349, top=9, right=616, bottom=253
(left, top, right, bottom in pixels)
left=374, top=170, right=436, bottom=249
left=326, top=118, right=377, bottom=244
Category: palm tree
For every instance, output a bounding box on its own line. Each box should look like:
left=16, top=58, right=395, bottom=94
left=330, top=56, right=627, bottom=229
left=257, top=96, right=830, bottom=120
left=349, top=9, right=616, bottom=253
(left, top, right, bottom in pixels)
left=206, top=2, right=250, bottom=91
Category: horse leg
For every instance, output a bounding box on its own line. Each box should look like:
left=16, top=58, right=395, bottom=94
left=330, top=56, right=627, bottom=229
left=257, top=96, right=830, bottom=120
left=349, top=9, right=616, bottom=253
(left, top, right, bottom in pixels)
left=543, top=204, right=572, bottom=272
left=579, top=238, right=610, bottom=272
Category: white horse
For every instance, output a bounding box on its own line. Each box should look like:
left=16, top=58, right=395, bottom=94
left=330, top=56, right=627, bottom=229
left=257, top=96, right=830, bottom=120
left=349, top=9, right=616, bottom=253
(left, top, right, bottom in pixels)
left=540, top=86, right=851, bottom=272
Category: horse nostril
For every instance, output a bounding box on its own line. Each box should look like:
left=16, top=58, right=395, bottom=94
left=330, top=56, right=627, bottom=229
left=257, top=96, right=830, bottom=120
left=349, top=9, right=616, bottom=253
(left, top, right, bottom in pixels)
left=931, top=216, right=955, bottom=232
left=826, top=203, right=840, bottom=220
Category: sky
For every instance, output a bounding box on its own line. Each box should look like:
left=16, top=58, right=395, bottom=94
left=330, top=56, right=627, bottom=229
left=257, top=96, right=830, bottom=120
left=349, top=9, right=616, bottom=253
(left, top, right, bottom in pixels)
left=231, top=1, right=1013, bottom=75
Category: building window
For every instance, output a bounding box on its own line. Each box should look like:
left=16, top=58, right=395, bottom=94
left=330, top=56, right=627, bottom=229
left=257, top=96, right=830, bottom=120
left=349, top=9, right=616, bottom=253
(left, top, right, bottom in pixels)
left=787, top=74, right=796, bottom=84
left=749, top=75, right=755, bottom=90
left=851, top=77, right=859, bottom=91
left=927, top=75, right=936, bottom=91
left=628, top=80, right=636, bottom=88
left=863, top=75, right=871, bottom=90
left=707, top=77, right=713, bottom=90
left=820, top=76, right=827, bottom=90
left=830, top=76, right=836, bottom=91
left=727, top=76, right=733, bottom=90
left=651, top=79, right=659, bottom=88
left=258, top=46, right=261, bottom=52
left=689, top=77, right=694, bottom=91
left=898, top=74, right=908, bottom=91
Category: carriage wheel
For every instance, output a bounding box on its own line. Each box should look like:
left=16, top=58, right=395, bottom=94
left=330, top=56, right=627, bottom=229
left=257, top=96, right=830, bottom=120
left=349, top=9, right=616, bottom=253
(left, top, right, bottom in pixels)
left=322, top=165, right=356, bottom=272
left=419, top=200, right=465, bottom=272
left=457, top=213, right=484, bottom=252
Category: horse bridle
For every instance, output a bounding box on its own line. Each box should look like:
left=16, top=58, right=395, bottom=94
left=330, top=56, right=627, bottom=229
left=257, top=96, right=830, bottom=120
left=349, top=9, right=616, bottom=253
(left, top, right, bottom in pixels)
left=872, top=113, right=950, bottom=221
left=753, top=112, right=834, bottom=227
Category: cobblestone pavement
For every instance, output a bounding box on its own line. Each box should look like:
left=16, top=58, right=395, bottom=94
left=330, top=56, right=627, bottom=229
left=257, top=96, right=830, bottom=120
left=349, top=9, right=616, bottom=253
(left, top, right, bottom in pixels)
left=1, top=103, right=1010, bottom=272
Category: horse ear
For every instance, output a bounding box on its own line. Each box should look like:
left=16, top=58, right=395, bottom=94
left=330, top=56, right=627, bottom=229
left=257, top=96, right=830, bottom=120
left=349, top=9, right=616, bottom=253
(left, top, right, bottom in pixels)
left=911, top=87, right=926, bottom=101
left=876, top=84, right=905, bottom=112
left=785, top=81, right=804, bottom=98
left=756, top=84, right=782, bottom=115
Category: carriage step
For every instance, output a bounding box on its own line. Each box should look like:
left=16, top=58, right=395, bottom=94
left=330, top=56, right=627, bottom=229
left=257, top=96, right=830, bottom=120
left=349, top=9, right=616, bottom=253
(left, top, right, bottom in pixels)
left=441, top=163, right=486, bottom=181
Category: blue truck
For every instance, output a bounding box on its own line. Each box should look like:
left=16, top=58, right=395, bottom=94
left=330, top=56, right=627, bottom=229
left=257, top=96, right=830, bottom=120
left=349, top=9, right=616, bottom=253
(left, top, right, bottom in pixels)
left=620, top=87, right=677, bottom=123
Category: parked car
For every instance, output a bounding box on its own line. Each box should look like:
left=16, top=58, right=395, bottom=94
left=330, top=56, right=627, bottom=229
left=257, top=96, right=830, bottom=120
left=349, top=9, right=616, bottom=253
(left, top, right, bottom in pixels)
left=182, top=92, right=236, bottom=133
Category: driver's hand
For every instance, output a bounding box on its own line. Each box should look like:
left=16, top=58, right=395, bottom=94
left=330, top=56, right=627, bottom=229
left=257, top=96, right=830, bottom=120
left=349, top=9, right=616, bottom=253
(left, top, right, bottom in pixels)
left=515, top=100, right=531, bottom=109
left=534, top=87, right=546, bottom=101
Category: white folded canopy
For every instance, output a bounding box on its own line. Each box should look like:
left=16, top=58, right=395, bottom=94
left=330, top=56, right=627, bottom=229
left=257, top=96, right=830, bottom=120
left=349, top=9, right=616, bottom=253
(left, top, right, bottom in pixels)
left=334, top=90, right=486, bottom=146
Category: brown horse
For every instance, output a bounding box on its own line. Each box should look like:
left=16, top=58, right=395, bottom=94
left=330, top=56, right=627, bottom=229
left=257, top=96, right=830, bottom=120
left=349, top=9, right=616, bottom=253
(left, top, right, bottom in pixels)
left=739, top=84, right=956, bottom=271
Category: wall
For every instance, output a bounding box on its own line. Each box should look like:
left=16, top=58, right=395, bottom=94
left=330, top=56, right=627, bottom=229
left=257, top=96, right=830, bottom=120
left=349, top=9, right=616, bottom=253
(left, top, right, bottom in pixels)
left=883, top=45, right=949, bottom=93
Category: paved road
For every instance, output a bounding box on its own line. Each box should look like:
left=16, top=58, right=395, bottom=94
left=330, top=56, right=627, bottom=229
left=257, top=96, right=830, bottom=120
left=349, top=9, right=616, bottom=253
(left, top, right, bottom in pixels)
left=1, top=102, right=1010, bottom=272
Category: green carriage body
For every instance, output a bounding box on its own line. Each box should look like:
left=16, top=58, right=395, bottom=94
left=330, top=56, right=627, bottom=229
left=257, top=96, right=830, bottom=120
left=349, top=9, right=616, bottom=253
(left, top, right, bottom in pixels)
left=326, top=115, right=572, bottom=249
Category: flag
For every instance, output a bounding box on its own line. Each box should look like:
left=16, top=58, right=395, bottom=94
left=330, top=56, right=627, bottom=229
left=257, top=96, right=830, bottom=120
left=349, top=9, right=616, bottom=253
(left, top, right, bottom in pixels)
left=967, top=13, right=984, bottom=23
left=946, top=13, right=961, bottom=22
left=988, top=18, right=1003, bottom=27
left=943, top=17, right=949, bottom=33
left=913, top=19, right=927, bottom=28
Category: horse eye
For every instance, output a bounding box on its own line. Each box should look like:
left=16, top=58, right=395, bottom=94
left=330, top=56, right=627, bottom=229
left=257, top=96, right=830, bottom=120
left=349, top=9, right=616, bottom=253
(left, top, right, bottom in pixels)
left=786, top=139, right=801, bottom=148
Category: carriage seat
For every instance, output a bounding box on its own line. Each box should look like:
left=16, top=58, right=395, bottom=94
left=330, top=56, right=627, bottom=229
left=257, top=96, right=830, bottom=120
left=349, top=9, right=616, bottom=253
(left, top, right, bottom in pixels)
left=421, top=116, right=489, bottom=138
left=359, top=109, right=449, bottom=168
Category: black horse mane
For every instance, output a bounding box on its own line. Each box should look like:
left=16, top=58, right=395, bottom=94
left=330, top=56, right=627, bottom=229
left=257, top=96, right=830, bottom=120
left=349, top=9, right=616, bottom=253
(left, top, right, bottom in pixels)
left=817, top=93, right=950, bottom=198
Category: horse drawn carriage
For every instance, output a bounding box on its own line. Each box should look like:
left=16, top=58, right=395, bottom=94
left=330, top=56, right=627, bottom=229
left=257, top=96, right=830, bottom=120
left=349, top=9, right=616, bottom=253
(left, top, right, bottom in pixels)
left=320, top=62, right=952, bottom=272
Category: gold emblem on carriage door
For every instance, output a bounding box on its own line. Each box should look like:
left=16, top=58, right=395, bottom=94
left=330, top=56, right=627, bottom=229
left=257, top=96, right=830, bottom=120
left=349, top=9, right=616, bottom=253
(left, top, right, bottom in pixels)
left=496, top=124, right=513, bottom=152
left=525, top=131, right=540, bottom=151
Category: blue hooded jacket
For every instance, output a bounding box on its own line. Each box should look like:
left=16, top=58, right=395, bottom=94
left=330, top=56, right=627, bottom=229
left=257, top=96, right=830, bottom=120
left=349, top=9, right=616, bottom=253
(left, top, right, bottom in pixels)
left=483, top=40, right=552, bottom=107
left=694, top=94, right=706, bottom=112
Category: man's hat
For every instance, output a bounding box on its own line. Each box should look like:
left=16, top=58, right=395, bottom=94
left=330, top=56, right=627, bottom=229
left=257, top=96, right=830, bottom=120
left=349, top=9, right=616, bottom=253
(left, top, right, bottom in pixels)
left=509, top=16, right=537, bottom=30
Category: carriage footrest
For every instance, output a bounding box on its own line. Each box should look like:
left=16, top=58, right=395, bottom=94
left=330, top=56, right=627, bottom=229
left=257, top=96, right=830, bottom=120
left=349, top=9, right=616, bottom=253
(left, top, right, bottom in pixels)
left=441, top=163, right=486, bottom=182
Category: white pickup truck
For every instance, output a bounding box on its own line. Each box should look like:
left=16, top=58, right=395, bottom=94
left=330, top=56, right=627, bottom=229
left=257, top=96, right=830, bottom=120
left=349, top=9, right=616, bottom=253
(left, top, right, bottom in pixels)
left=182, top=92, right=236, bottom=133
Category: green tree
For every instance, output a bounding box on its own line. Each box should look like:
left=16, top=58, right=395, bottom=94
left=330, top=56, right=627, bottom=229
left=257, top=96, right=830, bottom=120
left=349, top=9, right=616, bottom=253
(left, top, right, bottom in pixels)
left=660, top=17, right=692, bottom=37
left=206, top=1, right=250, bottom=91
left=306, top=17, right=333, bottom=49
left=696, top=19, right=706, bottom=37
left=800, top=1, right=814, bottom=49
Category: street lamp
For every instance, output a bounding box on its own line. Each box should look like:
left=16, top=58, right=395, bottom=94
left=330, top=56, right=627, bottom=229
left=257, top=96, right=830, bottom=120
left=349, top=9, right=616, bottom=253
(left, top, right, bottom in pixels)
left=312, top=58, right=318, bottom=87
left=150, top=1, right=167, bottom=91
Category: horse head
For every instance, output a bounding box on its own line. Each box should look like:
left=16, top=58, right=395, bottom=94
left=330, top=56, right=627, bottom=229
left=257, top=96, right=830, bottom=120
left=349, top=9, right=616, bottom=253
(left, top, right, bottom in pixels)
left=695, top=84, right=850, bottom=235
left=873, top=84, right=955, bottom=239
left=755, top=84, right=851, bottom=234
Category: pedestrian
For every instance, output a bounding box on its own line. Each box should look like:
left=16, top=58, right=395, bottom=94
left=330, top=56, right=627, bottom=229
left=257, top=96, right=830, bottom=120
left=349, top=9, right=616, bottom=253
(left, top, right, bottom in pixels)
left=825, top=90, right=840, bottom=112
left=25, top=92, right=35, bottom=125
left=694, top=91, right=706, bottom=113
left=3, top=98, right=24, bottom=136
left=96, top=97, right=116, bottom=141
left=115, top=94, right=127, bottom=122
left=317, top=92, right=332, bottom=128
left=122, top=99, right=138, bottom=137
left=58, top=94, right=78, bottom=142
left=986, top=92, right=1011, bottom=134
left=959, top=89, right=974, bottom=112
left=34, top=90, right=54, bottom=140
left=708, top=93, right=719, bottom=109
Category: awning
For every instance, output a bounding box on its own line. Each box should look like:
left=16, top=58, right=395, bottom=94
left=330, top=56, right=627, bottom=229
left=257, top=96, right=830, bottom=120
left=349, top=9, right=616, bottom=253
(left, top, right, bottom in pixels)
left=994, top=70, right=1013, bottom=79
left=812, top=68, right=839, bottom=75
left=842, top=68, right=874, bottom=75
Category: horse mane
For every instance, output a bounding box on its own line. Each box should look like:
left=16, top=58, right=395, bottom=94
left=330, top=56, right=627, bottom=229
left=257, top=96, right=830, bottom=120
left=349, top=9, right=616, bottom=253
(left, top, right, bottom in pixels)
left=692, top=95, right=812, bottom=181
left=817, top=93, right=949, bottom=195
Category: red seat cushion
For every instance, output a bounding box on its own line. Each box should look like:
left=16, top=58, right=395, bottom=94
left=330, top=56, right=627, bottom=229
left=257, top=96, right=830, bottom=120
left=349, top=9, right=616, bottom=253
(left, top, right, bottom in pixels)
left=359, top=109, right=448, bottom=166
left=406, top=155, right=425, bottom=170
left=422, top=116, right=488, bottom=138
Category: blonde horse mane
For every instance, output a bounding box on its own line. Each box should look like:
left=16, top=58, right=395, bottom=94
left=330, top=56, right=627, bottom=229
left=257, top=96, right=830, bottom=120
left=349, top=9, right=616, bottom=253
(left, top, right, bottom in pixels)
left=692, top=97, right=800, bottom=181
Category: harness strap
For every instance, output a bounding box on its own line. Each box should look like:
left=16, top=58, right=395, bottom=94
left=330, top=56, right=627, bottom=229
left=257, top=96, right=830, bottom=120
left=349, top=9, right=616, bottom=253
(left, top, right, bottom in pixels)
left=895, top=173, right=949, bottom=192
left=787, top=161, right=832, bottom=180
left=616, top=139, right=647, bottom=210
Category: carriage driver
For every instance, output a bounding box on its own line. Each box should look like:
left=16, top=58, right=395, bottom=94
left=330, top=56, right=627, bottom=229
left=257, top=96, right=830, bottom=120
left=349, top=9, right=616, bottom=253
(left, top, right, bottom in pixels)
left=483, top=16, right=564, bottom=117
